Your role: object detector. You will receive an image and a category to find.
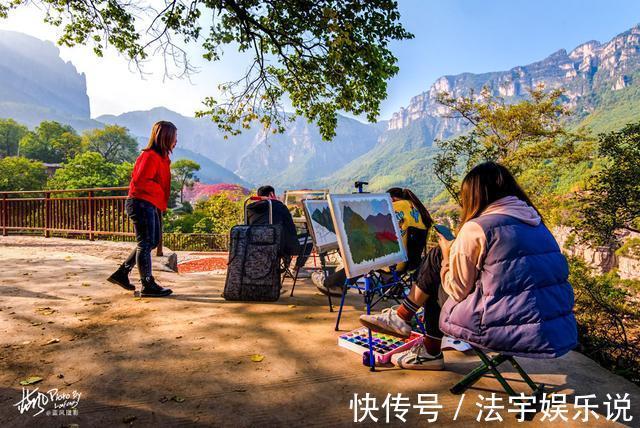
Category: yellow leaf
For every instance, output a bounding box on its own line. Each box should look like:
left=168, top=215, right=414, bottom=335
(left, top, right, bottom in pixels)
left=288, top=304, right=297, bottom=308
left=19, top=376, right=43, bottom=386
left=250, top=354, right=264, bottom=362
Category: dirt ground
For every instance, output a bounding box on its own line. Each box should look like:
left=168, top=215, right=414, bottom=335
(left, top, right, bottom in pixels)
left=0, top=236, right=639, bottom=427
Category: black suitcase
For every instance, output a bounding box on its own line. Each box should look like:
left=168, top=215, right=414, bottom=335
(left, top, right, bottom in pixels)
left=223, top=199, right=283, bottom=301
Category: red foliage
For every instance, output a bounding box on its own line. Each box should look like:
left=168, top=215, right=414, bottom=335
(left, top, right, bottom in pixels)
left=178, top=256, right=228, bottom=273
left=183, top=183, right=249, bottom=203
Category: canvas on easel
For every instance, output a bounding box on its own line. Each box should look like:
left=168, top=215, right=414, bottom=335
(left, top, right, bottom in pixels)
left=327, top=193, right=407, bottom=279
left=302, top=199, right=339, bottom=253
left=283, top=189, right=328, bottom=221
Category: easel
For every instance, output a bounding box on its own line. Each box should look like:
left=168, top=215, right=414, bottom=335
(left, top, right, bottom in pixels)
left=332, top=181, right=425, bottom=371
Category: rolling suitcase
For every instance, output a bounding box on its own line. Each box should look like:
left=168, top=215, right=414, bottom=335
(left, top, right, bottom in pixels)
left=223, top=198, right=283, bottom=301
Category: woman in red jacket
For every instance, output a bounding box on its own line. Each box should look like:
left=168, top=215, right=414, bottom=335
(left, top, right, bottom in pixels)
left=108, top=121, right=176, bottom=297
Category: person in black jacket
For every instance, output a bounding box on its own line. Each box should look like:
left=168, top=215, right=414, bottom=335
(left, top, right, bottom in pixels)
left=246, top=185, right=312, bottom=267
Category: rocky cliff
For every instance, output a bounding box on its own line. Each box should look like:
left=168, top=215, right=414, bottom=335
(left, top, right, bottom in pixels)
left=0, top=30, right=91, bottom=126
left=387, top=25, right=640, bottom=132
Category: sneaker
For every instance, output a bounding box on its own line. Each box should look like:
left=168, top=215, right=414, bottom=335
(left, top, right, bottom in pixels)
left=391, top=341, right=445, bottom=370
left=312, top=271, right=343, bottom=297
left=359, top=306, right=411, bottom=338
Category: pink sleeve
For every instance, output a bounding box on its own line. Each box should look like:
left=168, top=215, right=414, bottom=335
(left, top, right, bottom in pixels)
left=440, top=221, right=487, bottom=302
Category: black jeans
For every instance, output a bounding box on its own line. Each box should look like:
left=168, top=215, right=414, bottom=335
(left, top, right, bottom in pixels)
left=123, top=198, right=161, bottom=279
left=324, top=247, right=447, bottom=338
left=416, top=247, right=447, bottom=339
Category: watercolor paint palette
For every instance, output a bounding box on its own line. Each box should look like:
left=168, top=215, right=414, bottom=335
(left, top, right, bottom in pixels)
left=338, top=327, right=423, bottom=364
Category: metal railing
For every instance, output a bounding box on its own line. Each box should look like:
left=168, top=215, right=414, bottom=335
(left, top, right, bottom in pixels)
left=0, top=187, right=230, bottom=253
left=0, top=187, right=132, bottom=239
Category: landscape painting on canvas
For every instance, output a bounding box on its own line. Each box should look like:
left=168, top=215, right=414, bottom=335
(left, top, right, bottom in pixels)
left=328, top=193, right=407, bottom=279
left=283, top=190, right=328, bottom=220
left=302, top=199, right=339, bottom=253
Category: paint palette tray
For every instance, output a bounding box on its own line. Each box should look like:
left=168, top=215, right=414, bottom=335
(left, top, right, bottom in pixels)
left=338, top=327, right=423, bottom=364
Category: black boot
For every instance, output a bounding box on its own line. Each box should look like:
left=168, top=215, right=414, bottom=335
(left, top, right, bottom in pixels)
left=141, top=276, right=173, bottom=297
left=107, top=264, right=135, bottom=291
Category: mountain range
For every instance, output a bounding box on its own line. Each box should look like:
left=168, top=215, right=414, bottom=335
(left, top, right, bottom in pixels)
left=1, top=25, right=640, bottom=200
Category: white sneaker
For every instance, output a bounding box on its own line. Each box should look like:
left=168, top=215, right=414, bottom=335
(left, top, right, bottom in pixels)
left=391, top=341, right=445, bottom=370
left=359, top=307, right=411, bottom=338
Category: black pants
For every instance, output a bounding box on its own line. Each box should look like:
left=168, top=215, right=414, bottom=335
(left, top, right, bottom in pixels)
left=416, top=247, right=447, bottom=339
left=123, top=198, right=161, bottom=279
left=324, top=247, right=447, bottom=338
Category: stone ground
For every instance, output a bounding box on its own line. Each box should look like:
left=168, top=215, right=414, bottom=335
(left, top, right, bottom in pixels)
left=0, top=236, right=639, bottom=427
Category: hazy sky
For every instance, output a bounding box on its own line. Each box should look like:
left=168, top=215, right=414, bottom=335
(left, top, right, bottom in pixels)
left=1, top=1, right=639, bottom=120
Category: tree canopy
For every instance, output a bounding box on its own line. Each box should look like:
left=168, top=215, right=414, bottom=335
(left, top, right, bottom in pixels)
left=82, top=125, right=139, bottom=163
left=19, top=121, right=83, bottom=163
left=578, top=122, right=640, bottom=245
left=48, top=151, right=133, bottom=190
left=433, top=86, right=589, bottom=203
left=0, top=156, right=47, bottom=191
left=171, top=159, right=200, bottom=204
left=0, top=118, right=28, bottom=158
left=1, top=0, right=412, bottom=140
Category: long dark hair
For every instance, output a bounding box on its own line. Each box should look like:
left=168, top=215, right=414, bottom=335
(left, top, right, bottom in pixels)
left=145, top=121, right=177, bottom=157
left=386, top=187, right=433, bottom=230
left=459, top=161, right=539, bottom=226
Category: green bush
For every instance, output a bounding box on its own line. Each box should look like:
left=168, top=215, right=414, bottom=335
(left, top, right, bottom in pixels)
left=569, top=257, right=640, bottom=384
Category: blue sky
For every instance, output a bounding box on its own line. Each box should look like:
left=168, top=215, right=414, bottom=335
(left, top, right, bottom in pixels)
left=1, top=1, right=639, bottom=119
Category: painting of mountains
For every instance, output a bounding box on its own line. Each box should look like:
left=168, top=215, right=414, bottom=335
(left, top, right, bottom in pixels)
left=328, top=194, right=407, bottom=278
left=303, top=200, right=338, bottom=253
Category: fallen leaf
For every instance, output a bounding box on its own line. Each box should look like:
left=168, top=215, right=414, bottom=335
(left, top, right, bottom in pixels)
left=233, top=388, right=247, bottom=393
left=43, top=338, right=60, bottom=346
left=31, top=322, right=42, bottom=326
left=196, top=336, right=205, bottom=340
left=288, top=304, right=297, bottom=308
left=21, top=341, right=30, bottom=345
left=80, top=296, right=91, bottom=301
left=19, top=376, right=43, bottom=386
left=175, top=336, right=183, bottom=339
left=304, top=315, right=314, bottom=320
left=81, top=283, right=91, bottom=287
left=171, top=395, right=185, bottom=403
left=250, top=354, right=265, bottom=362
left=190, top=347, right=202, bottom=351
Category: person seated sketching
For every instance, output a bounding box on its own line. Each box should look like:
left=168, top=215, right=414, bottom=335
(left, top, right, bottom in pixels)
left=360, top=162, right=577, bottom=370
left=246, top=185, right=312, bottom=268
left=312, top=187, right=432, bottom=296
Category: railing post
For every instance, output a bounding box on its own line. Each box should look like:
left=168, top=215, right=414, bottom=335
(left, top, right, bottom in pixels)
left=88, top=191, right=95, bottom=241
left=2, top=194, right=7, bottom=236
left=156, top=211, right=164, bottom=257
left=44, top=192, right=50, bottom=238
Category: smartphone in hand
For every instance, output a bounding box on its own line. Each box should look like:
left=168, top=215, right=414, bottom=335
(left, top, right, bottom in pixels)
left=434, top=224, right=455, bottom=241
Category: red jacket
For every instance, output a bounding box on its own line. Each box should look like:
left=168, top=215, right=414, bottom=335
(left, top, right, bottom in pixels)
left=128, top=149, right=171, bottom=211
